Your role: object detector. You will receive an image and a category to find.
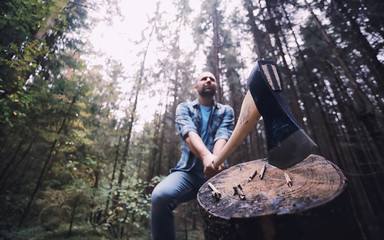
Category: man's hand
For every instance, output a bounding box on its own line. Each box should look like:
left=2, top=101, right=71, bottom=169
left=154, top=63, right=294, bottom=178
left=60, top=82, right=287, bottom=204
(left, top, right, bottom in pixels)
left=185, top=132, right=225, bottom=179
left=202, top=154, right=224, bottom=179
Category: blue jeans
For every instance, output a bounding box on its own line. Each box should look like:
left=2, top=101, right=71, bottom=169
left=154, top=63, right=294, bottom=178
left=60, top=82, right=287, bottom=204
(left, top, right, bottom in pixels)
left=150, top=170, right=206, bottom=240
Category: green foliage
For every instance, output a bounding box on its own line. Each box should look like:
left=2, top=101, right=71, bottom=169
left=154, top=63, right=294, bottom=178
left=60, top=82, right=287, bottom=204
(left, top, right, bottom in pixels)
left=0, top=0, right=383, bottom=239
left=88, top=176, right=161, bottom=239
left=110, top=177, right=153, bottom=228
left=35, top=181, right=95, bottom=229
left=1, top=225, right=113, bottom=240
left=0, top=0, right=88, bottom=129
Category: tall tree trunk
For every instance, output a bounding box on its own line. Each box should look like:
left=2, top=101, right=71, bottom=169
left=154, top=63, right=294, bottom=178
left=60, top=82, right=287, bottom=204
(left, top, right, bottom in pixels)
left=169, top=74, right=179, bottom=171
left=256, top=0, right=278, bottom=61
left=18, top=93, right=78, bottom=227
left=149, top=110, right=162, bottom=180
left=67, top=194, right=80, bottom=237
left=333, top=0, right=384, bottom=95
left=0, top=129, right=20, bottom=165
left=0, top=128, right=16, bottom=154
left=327, top=63, right=384, bottom=239
left=0, top=139, right=25, bottom=185
left=280, top=2, right=320, bottom=142
left=155, top=82, right=171, bottom=177
left=113, top=89, right=138, bottom=208
left=169, top=55, right=181, bottom=172
left=304, top=0, right=384, bottom=154
left=212, top=0, right=222, bottom=103
left=0, top=137, right=35, bottom=193
left=113, top=22, right=155, bottom=208
left=243, top=0, right=265, bottom=59
left=361, top=0, right=384, bottom=45
left=105, top=135, right=121, bottom=213
left=157, top=105, right=168, bottom=176
left=167, top=2, right=192, bottom=171
left=264, top=0, right=305, bottom=128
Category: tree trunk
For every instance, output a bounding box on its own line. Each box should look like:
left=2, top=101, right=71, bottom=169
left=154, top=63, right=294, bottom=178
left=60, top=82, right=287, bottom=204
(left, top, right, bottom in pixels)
left=157, top=104, right=168, bottom=175
left=334, top=0, right=384, bottom=90
left=151, top=109, right=162, bottom=178
left=243, top=0, right=265, bottom=59
left=304, top=0, right=384, bottom=151
left=113, top=22, right=155, bottom=208
left=0, top=138, right=25, bottom=188
left=113, top=114, right=134, bottom=209
left=0, top=137, right=35, bottom=193
left=198, top=155, right=352, bottom=239
left=105, top=135, right=121, bottom=213
left=169, top=78, right=179, bottom=170
left=18, top=94, right=78, bottom=227
left=212, top=1, right=222, bottom=103
left=362, top=0, right=384, bottom=40
left=67, top=194, right=80, bottom=237
left=264, top=0, right=305, bottom=128
left=0, top=139, right=25, bottom=185
left=255, top=0, right=278, bottom=62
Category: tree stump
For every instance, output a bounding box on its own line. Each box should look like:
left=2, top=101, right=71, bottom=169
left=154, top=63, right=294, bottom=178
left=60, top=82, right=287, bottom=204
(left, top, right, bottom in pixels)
left=197, top=154, right=347, bottom=240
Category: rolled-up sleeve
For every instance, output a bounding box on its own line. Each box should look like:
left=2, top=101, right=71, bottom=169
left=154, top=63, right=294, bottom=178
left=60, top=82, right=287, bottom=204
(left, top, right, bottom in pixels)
left=175, top=102, right=198, bottom=139
left=214, top=105, right=235, bottom=142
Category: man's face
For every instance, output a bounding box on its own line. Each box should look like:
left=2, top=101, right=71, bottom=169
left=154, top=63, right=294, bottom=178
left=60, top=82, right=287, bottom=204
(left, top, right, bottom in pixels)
left=195, top=74, right=217, bottom=98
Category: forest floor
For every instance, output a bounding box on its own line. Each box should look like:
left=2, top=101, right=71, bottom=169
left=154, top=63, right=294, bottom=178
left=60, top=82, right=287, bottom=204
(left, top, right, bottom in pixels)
left=0, top=223, right=204, bottom=240
left=174, top=200, right=205, bottom=240
left=0, top=200, right=205, bottom=240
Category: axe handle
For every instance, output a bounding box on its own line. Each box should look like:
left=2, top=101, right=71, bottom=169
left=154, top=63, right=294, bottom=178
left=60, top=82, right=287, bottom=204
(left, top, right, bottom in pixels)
left=214, top=91, right=261, bottom=168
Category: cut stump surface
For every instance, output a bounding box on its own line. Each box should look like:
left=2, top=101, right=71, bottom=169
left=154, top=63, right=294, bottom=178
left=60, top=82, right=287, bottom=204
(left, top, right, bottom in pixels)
left=198, top=154, right=346, bottom=219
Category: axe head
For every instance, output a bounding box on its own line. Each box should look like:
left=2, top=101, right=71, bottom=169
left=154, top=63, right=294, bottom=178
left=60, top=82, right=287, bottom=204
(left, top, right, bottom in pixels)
left=248, top=60, right=318, bottom=169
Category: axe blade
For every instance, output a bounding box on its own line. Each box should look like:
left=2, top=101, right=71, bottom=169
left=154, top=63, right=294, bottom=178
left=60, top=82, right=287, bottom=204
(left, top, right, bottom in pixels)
left=268, top=129, right=318, bottom=169
left=248, top=60, right=318, bottom=169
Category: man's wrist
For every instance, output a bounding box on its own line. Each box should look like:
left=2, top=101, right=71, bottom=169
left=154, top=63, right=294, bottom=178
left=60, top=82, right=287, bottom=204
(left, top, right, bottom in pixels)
left=201, top=154, right=212, bottom=165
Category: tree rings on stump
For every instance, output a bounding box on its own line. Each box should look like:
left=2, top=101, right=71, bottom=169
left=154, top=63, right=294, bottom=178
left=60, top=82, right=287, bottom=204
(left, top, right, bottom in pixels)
left=197, top=154, right=346, bottom=239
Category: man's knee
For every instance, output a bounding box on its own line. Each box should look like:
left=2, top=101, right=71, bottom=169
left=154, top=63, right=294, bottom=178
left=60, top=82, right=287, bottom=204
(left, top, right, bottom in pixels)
left=151, top=186, right=163, bottom=207
left=151, top=184, right=174, bottom=210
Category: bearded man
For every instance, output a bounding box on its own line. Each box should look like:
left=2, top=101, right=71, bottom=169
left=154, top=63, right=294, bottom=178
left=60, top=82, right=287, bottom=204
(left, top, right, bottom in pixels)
left=150, top=72, right=234, bottom=240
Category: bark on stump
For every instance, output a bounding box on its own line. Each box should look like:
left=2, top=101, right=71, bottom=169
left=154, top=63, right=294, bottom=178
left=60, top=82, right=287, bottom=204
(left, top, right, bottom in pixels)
left=197, top=154, right=347, bottom=240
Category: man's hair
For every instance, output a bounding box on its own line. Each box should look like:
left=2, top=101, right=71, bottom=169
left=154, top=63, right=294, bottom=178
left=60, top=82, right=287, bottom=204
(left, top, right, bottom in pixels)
left=195, top=72, right=216, bottom=85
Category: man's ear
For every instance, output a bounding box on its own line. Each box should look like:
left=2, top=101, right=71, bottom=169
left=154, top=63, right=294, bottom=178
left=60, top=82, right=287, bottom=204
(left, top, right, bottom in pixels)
left=193, top=84, right=198, bottom=92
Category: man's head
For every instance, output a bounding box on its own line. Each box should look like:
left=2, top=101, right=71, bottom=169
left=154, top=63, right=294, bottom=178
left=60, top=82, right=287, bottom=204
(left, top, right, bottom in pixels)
left=194, top=72, right=217, bottom=99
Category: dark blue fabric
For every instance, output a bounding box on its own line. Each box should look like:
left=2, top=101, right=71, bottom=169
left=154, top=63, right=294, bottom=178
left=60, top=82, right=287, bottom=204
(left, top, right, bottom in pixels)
left=171, top=99, right=234, bottom=173
left=150, top=171, right=206, bottom=240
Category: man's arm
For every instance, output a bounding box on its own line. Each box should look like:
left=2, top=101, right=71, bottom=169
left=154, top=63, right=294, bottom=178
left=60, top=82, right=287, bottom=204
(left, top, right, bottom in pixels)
left=185, top=131, right=211, bottom=160
left=185, top=105, right=235, bottom=178
left=185, top=131, right=219, bottom=179
left=175, top=102, right=209, bottom=160
left=175, top=102, right=218, bottom=178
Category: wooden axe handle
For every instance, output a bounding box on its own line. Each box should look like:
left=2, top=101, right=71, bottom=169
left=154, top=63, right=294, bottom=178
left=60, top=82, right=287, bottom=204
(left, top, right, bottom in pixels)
left=214, top=91, right=261, bottom=168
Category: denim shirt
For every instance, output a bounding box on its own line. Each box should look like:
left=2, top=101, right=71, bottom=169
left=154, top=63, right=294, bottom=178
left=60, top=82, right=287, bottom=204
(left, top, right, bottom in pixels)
left=171, top=99, right=235, bottom=176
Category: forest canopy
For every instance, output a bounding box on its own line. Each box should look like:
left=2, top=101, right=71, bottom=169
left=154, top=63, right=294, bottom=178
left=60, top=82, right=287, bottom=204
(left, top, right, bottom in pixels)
left=0, top=0, right=383, bottom=239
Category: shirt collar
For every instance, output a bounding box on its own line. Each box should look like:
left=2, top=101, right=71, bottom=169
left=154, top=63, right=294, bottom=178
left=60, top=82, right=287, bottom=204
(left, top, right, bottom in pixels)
left=192, top=99, right=220, bottom=109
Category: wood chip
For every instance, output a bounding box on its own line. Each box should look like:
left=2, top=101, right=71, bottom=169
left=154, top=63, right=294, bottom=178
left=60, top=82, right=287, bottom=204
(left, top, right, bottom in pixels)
left=248, top=169, right=257, bottom=182
left=208, top=182, right=221, bottom=199
left=258, top=163, right=267, bottom=180
left=233, top=184, right=246, bottom=200
left=284, top=172, right=292, bottom=187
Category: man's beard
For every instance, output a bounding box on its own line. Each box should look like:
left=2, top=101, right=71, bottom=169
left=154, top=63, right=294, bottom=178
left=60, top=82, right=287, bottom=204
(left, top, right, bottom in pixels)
left=198, top=87, right=216, bottom=98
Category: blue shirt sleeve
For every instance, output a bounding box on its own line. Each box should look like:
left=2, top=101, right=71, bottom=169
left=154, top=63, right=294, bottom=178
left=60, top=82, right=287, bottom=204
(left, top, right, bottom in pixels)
left=175, top=102, right=198, bottom=139
left=214, top=105, right=235, bottom=142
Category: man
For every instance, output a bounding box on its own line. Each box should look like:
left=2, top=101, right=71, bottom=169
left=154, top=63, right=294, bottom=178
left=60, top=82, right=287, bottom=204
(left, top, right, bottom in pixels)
left=150, top=71, right=235, bottom=240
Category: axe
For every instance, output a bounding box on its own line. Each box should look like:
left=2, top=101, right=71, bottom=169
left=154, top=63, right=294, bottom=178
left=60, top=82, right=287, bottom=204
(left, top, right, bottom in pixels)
left=214, top=60, right=318, bottom=169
